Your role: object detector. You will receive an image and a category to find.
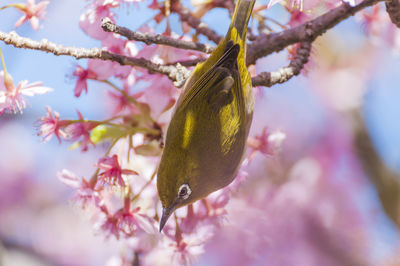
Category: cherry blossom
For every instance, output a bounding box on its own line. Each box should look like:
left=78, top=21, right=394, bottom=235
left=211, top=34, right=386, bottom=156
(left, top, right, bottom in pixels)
left=99, top=198, right=155, bottom=239
left=13, top=0, right=49, bottom=30
left=95, top=154, right=138, bottom=187
left=57, top=169, right=100, bottom=208
left=287, top=10, right=311, bottom=27
left=73, top=60, right=111, bottom=97
left=64, top=110, right=99, bottom=151
left=79, top=1, right=119, bottom=40
left=1, top=0, right=397, bottom=265
left=357, top=5, right=386, bottom=36
left=72, top=65, right=97, bottom=97
left=101, top=35, right=138, bottom=78
left=136, top=74, right=178, bottom=118
left=248, top=127, right=286, bottom=158
left=36, top=106, right=69, bottom=143
left=179, top=193, right=229, bottom=234
left=0, top=71, right=52, bottom=114
left=108, top=86, right=136, bottom=114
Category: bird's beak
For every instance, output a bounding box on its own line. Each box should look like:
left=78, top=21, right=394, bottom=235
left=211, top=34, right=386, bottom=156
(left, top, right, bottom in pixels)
left=159, top=206, right=175, bottom=232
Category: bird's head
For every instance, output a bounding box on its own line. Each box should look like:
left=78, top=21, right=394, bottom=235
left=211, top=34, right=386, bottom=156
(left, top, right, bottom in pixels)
left=157, top=159, right=211, bottom=231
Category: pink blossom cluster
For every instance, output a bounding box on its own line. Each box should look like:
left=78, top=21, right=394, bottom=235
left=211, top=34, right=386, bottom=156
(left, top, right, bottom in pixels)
left=1, top=0, right=399, bottom=265
left=268, top=0, right=361, bottom=12
left=0, top=71, right=52, bottom=114
left=36, top=0, right=235, bottom=263
left=356, top=4, right=400, bottom=54
left=11, top=0, right=49, bottom=31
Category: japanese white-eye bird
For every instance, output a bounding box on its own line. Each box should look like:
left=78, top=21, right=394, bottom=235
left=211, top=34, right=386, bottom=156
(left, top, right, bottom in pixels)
left=157, top=0, right=255, bottom=231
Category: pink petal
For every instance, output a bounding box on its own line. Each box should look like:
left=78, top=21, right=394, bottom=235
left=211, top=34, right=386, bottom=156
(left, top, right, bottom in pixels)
left=121, top=169, right=138, bottom=175
left=98, top=163, right=114, bottom=170
left=0, top=92, right=6, bottom=104
left=14, top=15, right=28, bottom=28
left=30, top=16, right=40, bottom=31
left=0, top=100, right=10, bottom=114
left=57, top=169, right=81, bottom=188
left=88, top=59, right=114, bottom=80
left=74, top=79, right=87, bottom=97
left=36, top=1, right=50, bottom=12
left=79, top=9, right=112, bottom=40
left=20, top=82, right=53, bottom=96
left=136, top=214, right=157, bottom=234
left=268, top=0, right=284, bottom=8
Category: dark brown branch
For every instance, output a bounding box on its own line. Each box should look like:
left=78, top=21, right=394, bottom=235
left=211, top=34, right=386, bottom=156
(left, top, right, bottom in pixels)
left=0, top=0, right=385, bottom=88
left=386, top=0, right=400, bottom=28
left=172, top=3, right=222, bottom=44
left=0, top=30, right=190, bottom=86
left=305, top=215, right=367, bottom=266
left=247, top=0, right=384, bottom=65
left=251, top=42, right=311, bottom=87
left=102, top=51, right=190, bottom=86
left=352, top=111, right=400, bottom=228
left=166, top=58, right=205, bottom=67
left=101, top=18, right=214, bottom=54
left=1, top=238, right=63, bottom=266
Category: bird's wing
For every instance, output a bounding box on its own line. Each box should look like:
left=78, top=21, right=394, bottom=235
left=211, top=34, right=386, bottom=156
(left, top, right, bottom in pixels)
left=176, top=42, right=240, bottom=113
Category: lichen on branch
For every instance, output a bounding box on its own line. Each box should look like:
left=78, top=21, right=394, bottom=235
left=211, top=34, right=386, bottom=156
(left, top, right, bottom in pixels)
left=0, top=0, right=393, bottom=88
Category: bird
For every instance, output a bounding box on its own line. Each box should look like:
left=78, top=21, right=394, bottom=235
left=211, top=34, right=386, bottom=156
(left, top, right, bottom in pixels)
left=157, top=0, right=255, bottom=232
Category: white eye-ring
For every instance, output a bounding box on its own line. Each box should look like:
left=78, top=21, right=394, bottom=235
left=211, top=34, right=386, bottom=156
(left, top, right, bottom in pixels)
left=178, top=184, right=191, bottom=200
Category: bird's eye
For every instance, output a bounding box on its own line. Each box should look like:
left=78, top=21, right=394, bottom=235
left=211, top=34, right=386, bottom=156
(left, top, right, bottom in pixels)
left=178, top=184, right=191, bottom=200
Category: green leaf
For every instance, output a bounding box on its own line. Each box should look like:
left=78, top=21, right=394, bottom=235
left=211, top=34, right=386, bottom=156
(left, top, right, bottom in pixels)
left=90, top=125, right=127, bottom=144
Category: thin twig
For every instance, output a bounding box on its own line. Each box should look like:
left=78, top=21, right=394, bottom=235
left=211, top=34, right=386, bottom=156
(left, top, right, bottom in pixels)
left=247, top=0, right=384, bottom=65
left=172, top=3, right=222, bottom=44
left=131, top=167, right=157, bottom=202
left=0, top=0, right=385, bottom=88
left=0, top=30, right=191, bottom=86
left=101, top=51, right=190, bottom=86
left=251, top=42, right=312, bottom=87
left=101, top=18, right=214, bottom=54
left=385, top=0, right=400, bottom=28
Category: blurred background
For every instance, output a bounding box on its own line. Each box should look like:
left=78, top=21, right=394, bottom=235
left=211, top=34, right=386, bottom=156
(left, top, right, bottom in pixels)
left=0, top=0, right=399, bottom=265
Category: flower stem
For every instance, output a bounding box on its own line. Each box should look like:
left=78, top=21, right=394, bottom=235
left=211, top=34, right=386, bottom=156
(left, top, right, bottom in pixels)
left=131, top=167, right=157, bottom=201
left=0, top=4, right=25, bottom=11
left=0, top=46, right=7, bottom=75
left=67, top=119, right=124, bottom=128
left=89, top=137, right=120, bottom=186
left=101, top=79, right=139, bottom=104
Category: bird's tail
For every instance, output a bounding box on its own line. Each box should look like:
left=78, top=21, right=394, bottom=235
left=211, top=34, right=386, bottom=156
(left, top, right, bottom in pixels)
left=228, top=0, right=255, bottom=43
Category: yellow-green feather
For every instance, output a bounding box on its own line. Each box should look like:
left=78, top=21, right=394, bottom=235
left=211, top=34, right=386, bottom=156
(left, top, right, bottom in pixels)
left=178, top=0, right=254, bottom=106
left=182, top=110, right=195, bottom=148
left=157, top=0, right=255, bottom=211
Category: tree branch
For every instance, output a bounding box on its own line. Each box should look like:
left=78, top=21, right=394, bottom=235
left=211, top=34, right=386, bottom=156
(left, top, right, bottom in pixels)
left=172, top=3, right=222, bottom=44
left=251, top=42, right=311, bottom=87
left=0, top=0, right=385, bottom=89
left=352, top=111, right=400, bottom=229
left=166, top=58, right=205, bottom=67
left=100, top=18, right=214, bottom=54
left=0, top=30, right=190, bottom=86
left=247, top=0, right=384, bottom=65
left=1, top=238, right=63, bottom=266
left=386, top=0, right=400, bottom=28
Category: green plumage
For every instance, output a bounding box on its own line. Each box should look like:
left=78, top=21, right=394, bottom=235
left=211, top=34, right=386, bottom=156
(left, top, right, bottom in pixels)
left=157, top=0, right=255, bottom=231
